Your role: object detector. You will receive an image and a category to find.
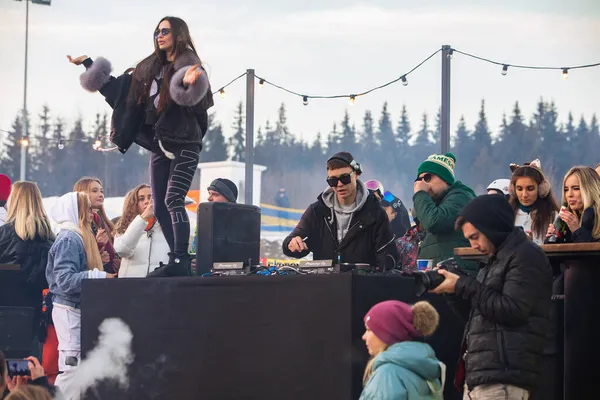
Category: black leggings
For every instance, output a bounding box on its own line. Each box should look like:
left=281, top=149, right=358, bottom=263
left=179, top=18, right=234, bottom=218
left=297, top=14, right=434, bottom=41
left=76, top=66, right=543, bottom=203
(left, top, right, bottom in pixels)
left=150, top=142, right=200, bottom=255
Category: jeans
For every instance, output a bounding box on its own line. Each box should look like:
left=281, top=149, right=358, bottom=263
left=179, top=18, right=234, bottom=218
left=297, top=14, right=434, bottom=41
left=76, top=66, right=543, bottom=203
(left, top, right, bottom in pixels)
left=464, top=383, right=529, bottom=400
left=150, top=142, right=200, bottom=255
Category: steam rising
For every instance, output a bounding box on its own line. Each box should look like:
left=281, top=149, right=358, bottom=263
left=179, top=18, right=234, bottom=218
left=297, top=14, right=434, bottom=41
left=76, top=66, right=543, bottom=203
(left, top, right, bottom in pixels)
left=59, top=318, right=134, bottom=399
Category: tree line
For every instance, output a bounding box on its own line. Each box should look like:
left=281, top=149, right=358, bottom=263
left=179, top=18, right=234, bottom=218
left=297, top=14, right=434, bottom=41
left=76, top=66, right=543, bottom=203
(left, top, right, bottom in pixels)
left=0, top=99, right=597, bottom=208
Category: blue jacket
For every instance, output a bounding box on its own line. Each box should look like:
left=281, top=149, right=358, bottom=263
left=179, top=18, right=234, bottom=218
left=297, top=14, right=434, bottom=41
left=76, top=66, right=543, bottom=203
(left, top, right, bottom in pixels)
left=360, top=341, right=444, bottom=400
left=45, top=230, right=91, bottom=309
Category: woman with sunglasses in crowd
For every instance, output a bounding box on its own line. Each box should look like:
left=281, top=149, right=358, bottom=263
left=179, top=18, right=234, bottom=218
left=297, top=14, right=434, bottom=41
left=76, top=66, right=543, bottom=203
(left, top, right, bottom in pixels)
left=547, top=166, right=600, bottom=243
left=508, top=160, right=559, bottom=245
left=73, top=178, right=119, bottom=274
left=113, top=184, right=169, bottom=277
left=68, top=16, right=213, bottom=277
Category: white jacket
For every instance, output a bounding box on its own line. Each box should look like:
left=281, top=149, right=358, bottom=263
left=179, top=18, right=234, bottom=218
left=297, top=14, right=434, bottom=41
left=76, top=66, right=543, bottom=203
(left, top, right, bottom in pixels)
left=114, top=216, right=170, bottom=278
left=514, top=208, right=555, bottom=246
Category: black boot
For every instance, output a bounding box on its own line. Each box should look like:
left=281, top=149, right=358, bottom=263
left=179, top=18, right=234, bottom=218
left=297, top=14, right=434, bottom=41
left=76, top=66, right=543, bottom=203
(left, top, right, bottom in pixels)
left=147, top=253, right=191, bottom=278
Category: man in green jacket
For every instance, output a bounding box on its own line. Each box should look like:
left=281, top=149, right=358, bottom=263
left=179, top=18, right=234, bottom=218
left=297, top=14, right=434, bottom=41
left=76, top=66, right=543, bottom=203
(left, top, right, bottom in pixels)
left=413, top=152, right=477, bottom=275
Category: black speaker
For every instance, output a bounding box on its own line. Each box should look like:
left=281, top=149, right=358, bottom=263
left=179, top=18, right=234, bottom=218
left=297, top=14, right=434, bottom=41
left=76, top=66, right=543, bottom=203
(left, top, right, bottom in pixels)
left=196, top=202, right=261, bottom=275
left=0, top=306, right=34, bottom=358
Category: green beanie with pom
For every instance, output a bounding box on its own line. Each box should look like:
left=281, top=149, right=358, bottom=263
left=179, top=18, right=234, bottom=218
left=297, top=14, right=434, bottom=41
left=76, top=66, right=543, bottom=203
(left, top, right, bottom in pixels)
left=417, top=152, right=457, bottom=185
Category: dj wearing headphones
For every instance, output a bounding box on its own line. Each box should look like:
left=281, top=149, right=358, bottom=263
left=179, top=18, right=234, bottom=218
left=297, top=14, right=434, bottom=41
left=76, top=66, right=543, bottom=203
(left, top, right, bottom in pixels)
left=282, top=151, right=398, bottom=270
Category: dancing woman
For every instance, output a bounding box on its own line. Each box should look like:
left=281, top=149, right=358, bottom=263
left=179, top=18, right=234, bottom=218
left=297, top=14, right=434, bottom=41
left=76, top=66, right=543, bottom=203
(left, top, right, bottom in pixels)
left=69, top=16, right=213, bottom=276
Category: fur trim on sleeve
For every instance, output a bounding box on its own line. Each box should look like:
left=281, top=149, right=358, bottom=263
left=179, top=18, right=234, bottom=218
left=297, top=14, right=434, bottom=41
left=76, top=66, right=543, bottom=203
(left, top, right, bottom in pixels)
left=80, top=57, right=112, bottom=92
left=169, top=66, right=210, bottom=107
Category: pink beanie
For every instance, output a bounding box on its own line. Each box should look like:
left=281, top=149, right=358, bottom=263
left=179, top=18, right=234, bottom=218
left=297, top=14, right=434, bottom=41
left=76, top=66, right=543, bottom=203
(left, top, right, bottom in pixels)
left=0, top=174, right=11, bottom=202
left=364, top=300, right=420, bottom=345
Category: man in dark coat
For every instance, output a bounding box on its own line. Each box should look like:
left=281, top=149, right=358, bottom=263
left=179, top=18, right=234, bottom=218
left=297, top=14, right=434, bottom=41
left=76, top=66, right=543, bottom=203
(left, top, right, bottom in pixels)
left=282, top=152, right=398, bottom=270
left=431, top=195, right=552, bottom=400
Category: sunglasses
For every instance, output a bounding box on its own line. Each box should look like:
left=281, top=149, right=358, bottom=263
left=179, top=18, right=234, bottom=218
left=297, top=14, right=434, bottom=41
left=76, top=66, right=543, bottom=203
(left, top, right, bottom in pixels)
left=327, top=172, right=354, bottom=187
left=154, top=28, right=171, bottom=39
left=415, top=173, right=432, bottom=183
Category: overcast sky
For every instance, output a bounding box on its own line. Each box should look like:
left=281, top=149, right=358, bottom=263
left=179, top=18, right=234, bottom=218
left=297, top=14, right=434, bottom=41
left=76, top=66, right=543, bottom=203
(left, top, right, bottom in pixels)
left=1, top=0, right=599, bottom=149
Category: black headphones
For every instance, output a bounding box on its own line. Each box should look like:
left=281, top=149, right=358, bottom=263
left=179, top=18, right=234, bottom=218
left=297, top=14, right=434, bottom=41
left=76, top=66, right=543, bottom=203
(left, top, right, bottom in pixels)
left=327, top=152, right=363, bottom=176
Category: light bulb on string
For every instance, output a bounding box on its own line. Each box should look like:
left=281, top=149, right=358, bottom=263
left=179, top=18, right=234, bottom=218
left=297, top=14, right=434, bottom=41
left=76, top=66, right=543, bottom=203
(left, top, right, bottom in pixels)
left=302, top=95, right=309, bottom=106
left=219, top=88, right=226, bottom=99
left=501, top=64, right=508, bottom=76
left=349, top=95, right=356, bottom=105
left=57, top=139, right=64, bottom=150
left=401, top=75, right=408, bottom=86
left=259, top=79, right=265, bottom=88
left=562, top=68, right=569, bottom=80
left=21, top=137, right=29, bottom=147
left=93, top=138, right=102, bottom=150
left=447, top=48, right=454, bottom=59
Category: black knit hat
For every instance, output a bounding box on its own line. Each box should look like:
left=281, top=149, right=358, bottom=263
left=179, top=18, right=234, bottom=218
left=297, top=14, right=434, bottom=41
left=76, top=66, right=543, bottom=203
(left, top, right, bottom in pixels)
left=459, top=194, right=515, bottom=248
left=207, top=178, right=238, bottom=203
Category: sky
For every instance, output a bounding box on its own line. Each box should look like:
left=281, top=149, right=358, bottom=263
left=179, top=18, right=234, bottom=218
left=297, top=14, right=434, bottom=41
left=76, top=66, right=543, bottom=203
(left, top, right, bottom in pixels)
left=1, top=0, right=599, bottom=149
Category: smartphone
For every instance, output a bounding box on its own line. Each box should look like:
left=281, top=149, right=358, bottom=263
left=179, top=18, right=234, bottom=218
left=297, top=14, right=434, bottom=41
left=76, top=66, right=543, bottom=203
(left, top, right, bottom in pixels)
left=6, top=359, right=30, bottom=377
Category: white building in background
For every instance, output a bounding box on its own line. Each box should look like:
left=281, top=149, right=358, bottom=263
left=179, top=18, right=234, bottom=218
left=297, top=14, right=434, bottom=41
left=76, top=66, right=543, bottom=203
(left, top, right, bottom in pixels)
left=196, top=160, right=267, bottom=206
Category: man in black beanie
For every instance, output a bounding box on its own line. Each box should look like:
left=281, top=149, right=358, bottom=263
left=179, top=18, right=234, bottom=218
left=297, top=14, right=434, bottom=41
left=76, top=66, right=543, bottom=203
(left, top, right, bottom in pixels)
left=430, top=195, right=552, bottom=400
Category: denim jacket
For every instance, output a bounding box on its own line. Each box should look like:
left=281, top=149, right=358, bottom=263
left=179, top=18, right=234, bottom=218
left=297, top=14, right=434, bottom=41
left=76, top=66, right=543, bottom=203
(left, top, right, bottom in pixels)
left=46, top=230, right=105, bottom=308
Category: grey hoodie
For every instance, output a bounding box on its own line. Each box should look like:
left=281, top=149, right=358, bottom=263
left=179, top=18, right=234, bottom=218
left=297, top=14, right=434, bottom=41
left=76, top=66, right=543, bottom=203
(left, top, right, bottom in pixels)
left=321, top=180, right=369, bottom=243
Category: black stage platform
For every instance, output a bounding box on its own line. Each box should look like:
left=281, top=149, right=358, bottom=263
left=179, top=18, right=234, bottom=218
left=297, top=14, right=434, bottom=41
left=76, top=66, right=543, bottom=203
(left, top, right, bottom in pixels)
left=81, top=275, right=465, bottom=400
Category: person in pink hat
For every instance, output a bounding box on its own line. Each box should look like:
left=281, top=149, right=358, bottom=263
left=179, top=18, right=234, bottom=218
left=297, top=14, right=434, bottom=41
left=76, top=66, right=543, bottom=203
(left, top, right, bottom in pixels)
left=0, top=174, right=12, bottom=227
left=361, top=300, right=445, bottom=400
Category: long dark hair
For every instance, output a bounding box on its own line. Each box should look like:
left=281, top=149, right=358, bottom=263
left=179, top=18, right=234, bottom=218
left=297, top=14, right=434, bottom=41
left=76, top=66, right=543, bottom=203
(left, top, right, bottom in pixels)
left=509, top=166, right=559, bottom=238
left=129, top=16, right=200, bottom=112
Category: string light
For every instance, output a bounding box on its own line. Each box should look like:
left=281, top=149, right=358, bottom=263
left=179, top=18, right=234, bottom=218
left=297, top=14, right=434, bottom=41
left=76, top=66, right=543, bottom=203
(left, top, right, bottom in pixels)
left=57, top=139, right=64, bottom=150
left=349, top=95, right=356, bottom=105
left=252, top=49, right=440, bottom=104
left=259, top=79, right=265, bottom=88
left=302, top=95, right=309, bottom=106
left=93, top=137, right=102, bottom=150
left=21, top=137, right=29, bottom=147
left=451, top=48, right=600, bottom=80
left=447, top=48, right=454, bottom=59
left=219, top=88, right=226, bottom=99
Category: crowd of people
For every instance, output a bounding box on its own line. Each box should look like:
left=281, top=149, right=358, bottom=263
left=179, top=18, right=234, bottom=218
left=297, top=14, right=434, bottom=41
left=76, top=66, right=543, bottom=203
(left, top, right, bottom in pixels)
left=0, top=10, right=599, bottom=400
left=283, top=150, right=600, bottom=399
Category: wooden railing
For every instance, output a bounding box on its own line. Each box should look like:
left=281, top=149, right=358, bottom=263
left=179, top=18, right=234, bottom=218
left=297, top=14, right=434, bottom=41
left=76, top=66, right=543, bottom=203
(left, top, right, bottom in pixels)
left=455, top=242, right=600, bottom=260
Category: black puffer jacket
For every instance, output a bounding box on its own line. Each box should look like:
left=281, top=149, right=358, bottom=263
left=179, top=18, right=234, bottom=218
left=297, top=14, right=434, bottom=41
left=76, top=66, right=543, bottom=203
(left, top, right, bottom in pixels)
left=79, top=49, right=213, bottom=153
left=454, top=228, right=552, bottom=391
left=282, top=185, right=398, bottom=270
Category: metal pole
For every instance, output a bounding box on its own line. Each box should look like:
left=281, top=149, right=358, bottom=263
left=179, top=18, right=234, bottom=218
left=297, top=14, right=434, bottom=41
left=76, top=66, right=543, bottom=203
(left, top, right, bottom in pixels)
left=20, top=0, right=30, bottom=181
left=244, top=69, right=255, bottom=205
left=441, top=45, right=451, bottom=154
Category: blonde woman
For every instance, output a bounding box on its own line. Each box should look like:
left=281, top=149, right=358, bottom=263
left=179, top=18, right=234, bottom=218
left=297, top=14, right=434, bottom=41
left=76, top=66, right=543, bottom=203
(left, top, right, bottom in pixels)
left=114, top=184, right=169, bottom=277
left=73, top=177, right=119, bottom=273
left=0, top=182, right=54, bottom=356
left=361, top=300, right=444, bottom=400
left=547, top=166, right=600, bottom=243
left=45, top=192, right=115, bottom=399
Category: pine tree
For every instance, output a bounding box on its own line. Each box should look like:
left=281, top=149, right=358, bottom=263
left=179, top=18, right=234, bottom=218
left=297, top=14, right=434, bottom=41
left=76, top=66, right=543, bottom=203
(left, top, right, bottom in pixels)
left=228, top=102, right=245, bottom=162
left=201, top=113, right=228, bottom=162
left=0, top=113, right=24, bottom=179
left=326, top=123, right=339, bottom=153
left=432, top=107, right=441, bottom=145
left=452, top=116, right=473, bottom=184
left=396, top=105, right=411, bottom=152
left=339, top=110, right=356, bottom=154
left=472, top=100, right=492, bottom=151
